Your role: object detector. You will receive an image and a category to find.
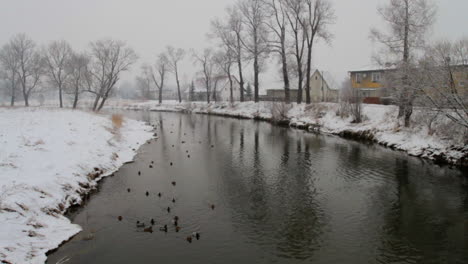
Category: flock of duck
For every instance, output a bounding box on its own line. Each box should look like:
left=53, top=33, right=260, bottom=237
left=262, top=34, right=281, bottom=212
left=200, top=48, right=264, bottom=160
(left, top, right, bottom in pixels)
left=117, top=122, right=214, bottom=244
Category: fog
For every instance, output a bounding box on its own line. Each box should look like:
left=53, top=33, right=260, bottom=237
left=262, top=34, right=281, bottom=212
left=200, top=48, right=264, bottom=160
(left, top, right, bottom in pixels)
left=0, top=0, right=467, bottom=92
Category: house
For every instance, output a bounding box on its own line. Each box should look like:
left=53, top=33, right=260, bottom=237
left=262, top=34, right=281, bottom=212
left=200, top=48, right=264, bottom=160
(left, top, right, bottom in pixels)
left=349, top=68, right=386, bottom=99
left=265, top=70, right=339, bottom=102
left=349, top=65, right=468, bottom=104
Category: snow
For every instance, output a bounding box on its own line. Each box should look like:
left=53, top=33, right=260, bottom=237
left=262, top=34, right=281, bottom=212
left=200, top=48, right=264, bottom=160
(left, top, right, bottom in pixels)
left=110, top=99, right=466, bottom=166
left=0, top=108, right=154, bottom=264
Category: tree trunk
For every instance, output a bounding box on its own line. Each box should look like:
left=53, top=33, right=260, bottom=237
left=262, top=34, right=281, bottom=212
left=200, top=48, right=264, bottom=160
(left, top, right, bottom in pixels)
left=237, top=34, right=245, bottom=102
left=59, top=86, right=63, bottom=108
left=92, top=93, right=100, bottom=111
left=228, top=74, right=234, bottom=104
left=175, top=70, right=182, bottom=103
left=281, top=44, right=290, bottom=104
left=10, top=79, right=15, bottom=106
left=158, top=87, right=162, bottom=104
left=73, top=92, right=79, bottom=109
left=305, top=43, right=313, bottom=104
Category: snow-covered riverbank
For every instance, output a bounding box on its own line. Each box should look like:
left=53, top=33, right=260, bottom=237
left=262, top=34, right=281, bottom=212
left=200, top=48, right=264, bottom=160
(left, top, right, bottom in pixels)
left=0, top=108, right=153, bottom=263
left=112, top=100, right=467, bottom=167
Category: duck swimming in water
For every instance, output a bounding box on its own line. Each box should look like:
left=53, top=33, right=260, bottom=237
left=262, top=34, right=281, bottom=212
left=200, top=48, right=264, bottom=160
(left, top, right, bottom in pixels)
left=144, top=226, right=153, bottom=233
left=193, top=232, right=200, bottom=240
left=158, top=192, right=162, bottom=197
left=167, top=207, right=171, bottom=213
left=172, top=198, right=176, bottom=203
left=150, top=219, right=155, bottom=225
left=146, top=191, right=149, bottom=196
left=186, top=236, right=192, bottom=243
left=118, top=216, right=123, bottom=221
left=159, top=225, right=168, bottom=232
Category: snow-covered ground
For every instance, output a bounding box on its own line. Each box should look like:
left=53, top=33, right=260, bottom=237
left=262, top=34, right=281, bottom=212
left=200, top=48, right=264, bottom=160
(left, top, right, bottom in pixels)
left=0, top=108, right=153, bottom=263
left=110, top=99, right=467, bottom=167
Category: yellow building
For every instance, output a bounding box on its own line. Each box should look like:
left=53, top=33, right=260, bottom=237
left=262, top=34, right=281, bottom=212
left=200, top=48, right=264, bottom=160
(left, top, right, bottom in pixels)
left=349, top=68, right=386, bottom=99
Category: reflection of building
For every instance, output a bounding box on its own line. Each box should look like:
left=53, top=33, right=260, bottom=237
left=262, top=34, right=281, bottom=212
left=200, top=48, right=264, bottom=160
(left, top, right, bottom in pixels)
left=264, top=70, right=339, bottom=102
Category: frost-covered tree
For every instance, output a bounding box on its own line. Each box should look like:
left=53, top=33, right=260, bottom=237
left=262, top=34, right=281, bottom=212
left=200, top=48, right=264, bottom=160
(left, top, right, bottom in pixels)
left=148, top=53, right=169, bottom=104
left=213, top=49, right=236, bottom=103
left=371, top=0, right=437, bottom=127
left=88, top=39, right=138, bottom=111
left=418, top=38, right=468, bottom=129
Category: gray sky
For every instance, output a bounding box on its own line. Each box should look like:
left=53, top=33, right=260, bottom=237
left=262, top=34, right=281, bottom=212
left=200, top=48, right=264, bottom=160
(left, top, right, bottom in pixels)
left=0, top=0, right=467, bottom=91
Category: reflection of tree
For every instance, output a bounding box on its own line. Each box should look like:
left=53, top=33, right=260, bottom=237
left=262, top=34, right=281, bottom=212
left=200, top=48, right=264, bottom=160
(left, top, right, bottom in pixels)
left=375, top=158, right=468, bottom=264
left=220, top=122, right=325, bottom=261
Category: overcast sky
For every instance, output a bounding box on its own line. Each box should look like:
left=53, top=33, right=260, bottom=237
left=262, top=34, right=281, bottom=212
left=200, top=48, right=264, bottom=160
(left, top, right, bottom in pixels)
left=0, top=0, right=467, bottom=91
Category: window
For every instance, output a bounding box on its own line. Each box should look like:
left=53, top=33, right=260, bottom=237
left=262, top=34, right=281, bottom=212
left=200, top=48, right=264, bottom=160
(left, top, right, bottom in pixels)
left=372, top=72, right=381, bottom=83
left=355, top=73, right=362, bottom=83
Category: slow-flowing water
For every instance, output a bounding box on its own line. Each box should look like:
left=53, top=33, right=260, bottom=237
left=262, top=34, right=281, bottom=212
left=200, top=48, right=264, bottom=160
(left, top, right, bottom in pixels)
left=48, top=111, right=467, bottom=264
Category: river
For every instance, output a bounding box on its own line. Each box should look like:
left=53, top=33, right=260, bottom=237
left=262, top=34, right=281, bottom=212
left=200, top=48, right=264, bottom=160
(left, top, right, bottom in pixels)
left=47, top=111, right=468, bottom=264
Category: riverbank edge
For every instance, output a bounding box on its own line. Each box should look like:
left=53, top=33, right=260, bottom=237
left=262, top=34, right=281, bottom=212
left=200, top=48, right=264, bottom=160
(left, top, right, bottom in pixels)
left=0, top=109, right=155, bottom=264
left=116, top=102, right=467, bottom=168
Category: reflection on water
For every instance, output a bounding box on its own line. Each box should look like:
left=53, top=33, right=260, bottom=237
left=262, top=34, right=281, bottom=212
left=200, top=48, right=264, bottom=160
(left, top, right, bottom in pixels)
left=48, top=112, right=467, bottom=264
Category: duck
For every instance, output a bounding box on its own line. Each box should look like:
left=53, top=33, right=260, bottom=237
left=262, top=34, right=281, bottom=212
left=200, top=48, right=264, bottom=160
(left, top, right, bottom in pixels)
left=151, top=161, right=154, bottom=164
left=167, top=207, right=171, bottom=213
left=146, top=191, right=149, bottom=196
left=159, top=225, right=168, bottom=232
left=158, top=192, right=162, bottom=197
left=172, top=219, right=178, bottom=226
left=127, top=188, right=131, bottom=192
left=193, top=232, right=200, bottom=240
left=171, top=181, right=176, bottom=186
left=211, top=204, right=215, bottom=210
left=187, top=155, right=191, bottom=158
left=144, top=226, right=153, bottom=233
left=138, top=171, right=141, bottom=176
left=172, top=198, right=176, bottom=203
left=150, top=219, right=155, bottom=225
left=149, top=165, right=153, bottom=168
left=175, top=226, right=181, bottom=232
left=118, top=216, right=123, bottom=221
left=136, top=221, right=145, bottom=228
left=170, top=162, right=173, bottom=166
left=186, top=236, right=193, bottom=243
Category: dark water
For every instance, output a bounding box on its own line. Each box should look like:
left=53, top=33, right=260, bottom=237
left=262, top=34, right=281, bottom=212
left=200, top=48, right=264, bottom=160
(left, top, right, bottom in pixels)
left=48, top=111, right=468, bottom=264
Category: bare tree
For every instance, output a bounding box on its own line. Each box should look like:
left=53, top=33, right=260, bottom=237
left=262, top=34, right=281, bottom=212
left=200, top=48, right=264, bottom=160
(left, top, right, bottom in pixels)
left=66, top=52, right=90, bottom=109
left=418, top=38, right=468, bottom=128
left=44, top=40, right=73, bottom=108
left=88, top=39, right=138, bottom=111
left=213, top=49, right=236, bottom=103
left=166, top=46, right=185, bottom=103
left=148, top=53, right=169, bottom=104
left=7, top=34, right=43, bottom=107
left=285, top=0, right=307, bottom=104
left=193, top=48, right=215, bottom=103
left=340, top=77, right=362, bottom=123
left=212, top=6, right=247, bottom=102
left=0, top=42, right=20, bottom=106
left=239, top=0, right=270, bottom=102
left=135, top=66, right=153, bottom=100
left=371, top=0, right=437, bottom=127
left=300, top=0, right=335, bottom=104
left=265, top=0, right=291, bottom=103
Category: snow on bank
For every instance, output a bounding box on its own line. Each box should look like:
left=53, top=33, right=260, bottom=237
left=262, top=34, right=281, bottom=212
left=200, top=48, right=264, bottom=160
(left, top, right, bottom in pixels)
left=113, top=100, right=467, bottom=166
left=0, top=108, right=153, bottom=263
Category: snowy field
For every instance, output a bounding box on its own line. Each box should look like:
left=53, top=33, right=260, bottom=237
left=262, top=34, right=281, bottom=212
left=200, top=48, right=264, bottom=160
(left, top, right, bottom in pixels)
left=0, top=108, right=153, bottom=263
left=111, top=99, right=467, bottom=167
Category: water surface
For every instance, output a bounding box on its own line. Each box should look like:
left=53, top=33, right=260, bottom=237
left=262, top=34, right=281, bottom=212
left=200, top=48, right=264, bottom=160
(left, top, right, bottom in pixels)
left=48, top=111, right=468, bottom=264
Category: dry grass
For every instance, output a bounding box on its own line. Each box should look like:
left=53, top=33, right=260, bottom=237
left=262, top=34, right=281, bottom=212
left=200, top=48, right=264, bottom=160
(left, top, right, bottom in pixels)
left=111, top=114, right=123, bottom=129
